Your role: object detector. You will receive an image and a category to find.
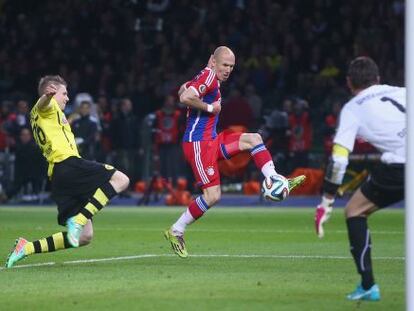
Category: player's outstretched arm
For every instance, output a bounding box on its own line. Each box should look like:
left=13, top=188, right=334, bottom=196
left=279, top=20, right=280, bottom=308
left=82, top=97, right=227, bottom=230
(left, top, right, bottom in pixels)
left=37, top=84, right=57, bottom=111
left=315, top=195, right=334, bottom=238
left=315, top=143, right=350, bottom=238
left=180, top=87, right=220, bottom=114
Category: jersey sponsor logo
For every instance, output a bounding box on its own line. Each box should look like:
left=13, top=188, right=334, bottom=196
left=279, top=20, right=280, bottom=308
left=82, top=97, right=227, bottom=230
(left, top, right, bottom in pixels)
left=198, top=84, right=206, bottom=94
left=205, top=166, right=215, bottom=176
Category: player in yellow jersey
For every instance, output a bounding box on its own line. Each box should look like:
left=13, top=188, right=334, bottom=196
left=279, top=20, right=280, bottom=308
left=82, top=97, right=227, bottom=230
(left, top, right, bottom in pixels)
left=5, top=75, right=130, bottom=268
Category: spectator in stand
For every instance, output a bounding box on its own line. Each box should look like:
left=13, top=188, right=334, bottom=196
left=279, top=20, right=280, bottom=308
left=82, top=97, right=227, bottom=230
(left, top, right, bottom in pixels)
left=323, top=100, right=342, bottom=157
left=7, top=100, right=30, bottom=145
left=287, top=98, right=313, bottom=172
left=96, top=95, right=113, bottom=159
left=0, top=101, right=13, bottom=152
left=154, top=95, right=183, bottom=185
left=259, top=106, right=289, bottom=175
left=219, top=89, right=253, bottom=130
left=72, top=101, right=99, bottom=161
left=319, top=58, right=341, bottom=80
left=6, top=128, right=46, bottom=201
left=245, top=84, right=262, bottom=128
left=111, top=98, right=140, bottom=184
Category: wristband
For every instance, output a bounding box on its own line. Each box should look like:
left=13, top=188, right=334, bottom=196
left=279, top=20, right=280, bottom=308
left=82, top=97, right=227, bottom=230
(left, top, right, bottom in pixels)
left=207, top=104, right=213, bottom=113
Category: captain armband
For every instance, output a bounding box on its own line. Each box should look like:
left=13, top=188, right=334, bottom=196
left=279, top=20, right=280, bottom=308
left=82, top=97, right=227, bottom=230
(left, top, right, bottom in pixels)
left=323, top=144, right=350, bottom=195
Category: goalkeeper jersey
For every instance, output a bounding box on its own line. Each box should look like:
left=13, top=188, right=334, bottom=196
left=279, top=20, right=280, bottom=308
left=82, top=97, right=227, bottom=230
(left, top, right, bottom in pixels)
left=334, top=84, right=406, bottom=164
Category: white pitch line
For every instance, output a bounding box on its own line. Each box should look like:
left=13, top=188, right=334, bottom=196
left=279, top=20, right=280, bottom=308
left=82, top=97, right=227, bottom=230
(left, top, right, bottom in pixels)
left=6, top=227, right=405, bottom=235
left=2, top=261, right=56, bottom=269
left=94, top=228, right=405, bottom=235
left=65, top=254, right=163, bottom=264
left=0, top=253, right=405, bottom=271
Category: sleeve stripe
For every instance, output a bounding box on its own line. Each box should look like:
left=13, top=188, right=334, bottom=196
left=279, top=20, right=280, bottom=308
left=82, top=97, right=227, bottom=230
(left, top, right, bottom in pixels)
left=205, top=69, right=215, bottom=86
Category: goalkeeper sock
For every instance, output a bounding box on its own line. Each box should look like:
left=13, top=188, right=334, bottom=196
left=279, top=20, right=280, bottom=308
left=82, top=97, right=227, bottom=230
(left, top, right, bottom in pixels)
left=24, top=232, right=73, bottom=255
left=346, top=217, right=375, bottom=290
left=172, top=209, right=195, bottom=234
left=250, top=144, right=277, bottom=178
left=75, top=182, right=117, bottom=225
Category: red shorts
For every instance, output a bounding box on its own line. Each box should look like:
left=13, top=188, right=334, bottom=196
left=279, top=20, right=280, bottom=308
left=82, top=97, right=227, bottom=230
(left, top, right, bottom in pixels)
left=182, top=131, right=242, bottom=189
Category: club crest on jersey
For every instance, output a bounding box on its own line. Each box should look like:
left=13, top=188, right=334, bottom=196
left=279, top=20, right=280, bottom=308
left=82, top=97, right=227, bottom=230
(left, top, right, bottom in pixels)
left=61, top=116, right=68, bottom=124
left=205, top=166, right=215, bottom=176
left=198, top=84, right=206, bottom=94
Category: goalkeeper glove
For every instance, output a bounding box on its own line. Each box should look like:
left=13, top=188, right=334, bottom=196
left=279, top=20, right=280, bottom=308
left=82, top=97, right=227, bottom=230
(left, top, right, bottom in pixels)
left=315, top=196, right=334, bottom=238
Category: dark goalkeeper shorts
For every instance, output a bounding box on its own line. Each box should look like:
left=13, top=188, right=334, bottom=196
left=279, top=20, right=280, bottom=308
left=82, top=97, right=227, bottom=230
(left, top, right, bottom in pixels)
left=51, top=156, right=116, bottom=225
left=360, top=162, right=405, bottom=208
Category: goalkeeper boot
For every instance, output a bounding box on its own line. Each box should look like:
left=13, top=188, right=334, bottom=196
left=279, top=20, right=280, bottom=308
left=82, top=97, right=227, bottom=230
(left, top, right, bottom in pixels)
left=346, top=283, right=380, bottom=301
left=66, top=217, right=84, bottom=248
left=287, top=175, right=306, bottom=192
left=5, top=237, right=28, bottom=268
left=164, top=229, right=188, bottom=258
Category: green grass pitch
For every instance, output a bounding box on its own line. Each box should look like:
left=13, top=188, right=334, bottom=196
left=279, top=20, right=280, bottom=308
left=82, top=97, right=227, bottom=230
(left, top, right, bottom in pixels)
left=0, top=206, right=404, bottom=311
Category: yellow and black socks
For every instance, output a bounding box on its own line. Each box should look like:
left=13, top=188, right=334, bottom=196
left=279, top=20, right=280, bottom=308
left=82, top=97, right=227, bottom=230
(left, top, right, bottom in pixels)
left=74, top=182, right=117, bottom=225
left=24, top=232, right=72, bottom=255
left=346, top=217, right=375, bottom=289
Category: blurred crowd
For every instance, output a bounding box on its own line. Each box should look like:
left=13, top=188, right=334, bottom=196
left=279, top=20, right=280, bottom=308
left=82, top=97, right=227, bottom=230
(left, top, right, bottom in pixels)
left=0, top=0, right=404, bottom=201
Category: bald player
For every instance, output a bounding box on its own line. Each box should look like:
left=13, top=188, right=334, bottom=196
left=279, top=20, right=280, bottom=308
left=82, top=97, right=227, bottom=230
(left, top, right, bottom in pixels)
left=164, top=46, right=305, bottom=258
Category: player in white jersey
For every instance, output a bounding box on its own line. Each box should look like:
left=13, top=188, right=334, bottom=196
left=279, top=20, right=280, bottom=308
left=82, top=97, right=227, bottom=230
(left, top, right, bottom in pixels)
left=315, top=57, right=405, bottom=301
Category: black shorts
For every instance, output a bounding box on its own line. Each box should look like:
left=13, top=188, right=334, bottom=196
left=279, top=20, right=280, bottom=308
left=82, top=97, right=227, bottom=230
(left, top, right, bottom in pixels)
left=51, top=157, right=116, bottom=225
left=360, top=162, right=405, bottom=208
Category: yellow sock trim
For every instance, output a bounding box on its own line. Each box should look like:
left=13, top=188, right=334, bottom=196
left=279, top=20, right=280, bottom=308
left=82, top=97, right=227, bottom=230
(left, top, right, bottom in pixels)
left=52, top=233, right=65, bottom=250
left=24, top=242, right=35, bottom=255
left=85, top=202, right=99, bottom=216
left=74, top=213, right=88, bottom=225
left=94, top=188, right=109, bottom=206
left=39, top=239, right=49, bottom=252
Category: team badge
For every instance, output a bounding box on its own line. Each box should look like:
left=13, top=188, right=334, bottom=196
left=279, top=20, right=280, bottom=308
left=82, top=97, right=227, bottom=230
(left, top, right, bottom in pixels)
left=61, top=116, right=68, bottom=124
left=206, top=166, right=215, bottom=176
left=199, top=84, right=206, bottom=94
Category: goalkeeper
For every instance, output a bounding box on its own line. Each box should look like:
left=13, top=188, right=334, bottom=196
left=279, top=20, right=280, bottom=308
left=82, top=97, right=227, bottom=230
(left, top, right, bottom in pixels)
left=315, top=57, right=405, bottom=301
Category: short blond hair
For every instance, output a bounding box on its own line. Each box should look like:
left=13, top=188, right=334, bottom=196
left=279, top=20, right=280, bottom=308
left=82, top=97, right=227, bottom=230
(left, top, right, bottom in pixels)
left=38, top=75, right=67, bottom=96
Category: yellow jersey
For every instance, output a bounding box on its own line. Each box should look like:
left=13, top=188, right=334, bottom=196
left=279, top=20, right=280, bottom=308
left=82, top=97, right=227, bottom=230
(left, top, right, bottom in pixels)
left=30, top=97, right=80, bottom=177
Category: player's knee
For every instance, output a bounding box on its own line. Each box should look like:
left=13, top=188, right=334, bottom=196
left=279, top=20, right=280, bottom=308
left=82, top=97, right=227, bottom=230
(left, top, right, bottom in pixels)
left=79, top=231, right=93, bottom=246
left=79, top=235, right=93, bottom=246
left=344, top=190, right=377, bottom=218
left=245, top=133, right=263, bottom=148
left=79, top=220, right=93, bottom=246
left=111, top=171, right=130, bottom=193
left=204, top=189, right=221, bottom=206
left=251, top=133, right=263, bottom=145
left=119, top=172, right=130, bottom=191
left=344, top=204, right=365, bottom=218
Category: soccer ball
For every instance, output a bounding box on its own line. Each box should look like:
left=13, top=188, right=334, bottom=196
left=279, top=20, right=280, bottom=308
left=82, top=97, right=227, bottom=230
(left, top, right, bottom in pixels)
left=262, top=175, right=289, bottom=201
